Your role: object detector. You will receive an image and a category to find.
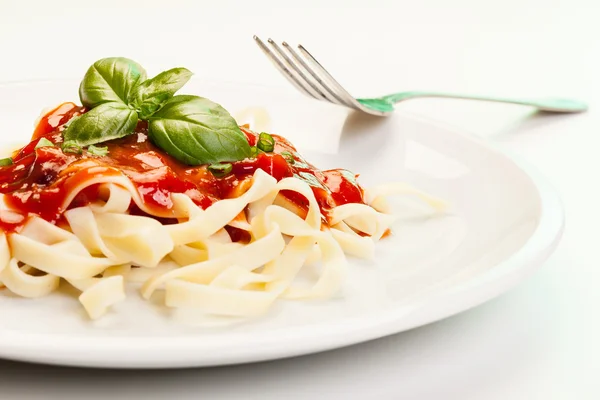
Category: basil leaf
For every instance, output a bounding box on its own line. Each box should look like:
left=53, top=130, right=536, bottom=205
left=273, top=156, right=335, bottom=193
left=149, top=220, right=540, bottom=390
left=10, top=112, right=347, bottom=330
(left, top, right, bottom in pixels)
left=0, top=157, right=13, bottom=166
left=130, top=68, right=193, bottom=119
left=79, top=57, right=147, bottom=108
left=148, top=95, right=251, bottom=165
left=62, top=115, right=80, bottom=129
left=63, top=102, right=138, bottom=146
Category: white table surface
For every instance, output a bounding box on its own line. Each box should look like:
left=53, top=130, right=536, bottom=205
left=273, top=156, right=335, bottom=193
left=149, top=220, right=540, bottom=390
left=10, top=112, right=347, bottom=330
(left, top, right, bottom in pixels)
left=0, top=0, right=598, bottom=398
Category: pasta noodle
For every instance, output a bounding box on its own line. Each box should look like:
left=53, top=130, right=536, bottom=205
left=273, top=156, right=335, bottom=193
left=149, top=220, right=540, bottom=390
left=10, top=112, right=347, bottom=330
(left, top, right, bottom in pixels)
left=0, top=166, right=442, bottom=319
left=0, top=102, right=445, bottom=321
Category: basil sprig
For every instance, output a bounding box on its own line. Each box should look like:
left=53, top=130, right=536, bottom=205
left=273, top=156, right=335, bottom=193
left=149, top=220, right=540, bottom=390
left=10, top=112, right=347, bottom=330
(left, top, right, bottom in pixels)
left=63, top=58, right=251, bottom=166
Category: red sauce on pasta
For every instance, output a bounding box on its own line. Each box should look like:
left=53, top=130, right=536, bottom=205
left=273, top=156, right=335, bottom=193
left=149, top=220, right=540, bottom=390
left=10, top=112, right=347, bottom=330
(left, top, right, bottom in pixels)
left=0, top=103, right=366, bottom=233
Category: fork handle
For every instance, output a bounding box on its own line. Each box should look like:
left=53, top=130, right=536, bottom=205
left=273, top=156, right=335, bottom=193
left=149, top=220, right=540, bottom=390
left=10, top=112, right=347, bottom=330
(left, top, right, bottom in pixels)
left=383, top=91, right=587, bottom=113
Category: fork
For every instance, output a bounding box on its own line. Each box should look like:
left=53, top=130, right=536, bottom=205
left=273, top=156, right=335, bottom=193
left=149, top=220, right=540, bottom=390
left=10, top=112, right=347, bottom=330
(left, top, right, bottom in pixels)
left=253, top=36, right=587, bottom=116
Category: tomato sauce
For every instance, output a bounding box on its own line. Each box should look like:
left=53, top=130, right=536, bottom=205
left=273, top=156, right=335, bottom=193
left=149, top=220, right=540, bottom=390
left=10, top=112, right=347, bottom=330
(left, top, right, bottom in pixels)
left=0, top=103, right=367, bottom=233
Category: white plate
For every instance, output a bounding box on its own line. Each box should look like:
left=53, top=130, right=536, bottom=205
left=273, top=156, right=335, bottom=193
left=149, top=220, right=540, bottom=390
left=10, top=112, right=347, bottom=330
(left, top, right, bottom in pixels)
left=0, top=80, right=563, bottom=368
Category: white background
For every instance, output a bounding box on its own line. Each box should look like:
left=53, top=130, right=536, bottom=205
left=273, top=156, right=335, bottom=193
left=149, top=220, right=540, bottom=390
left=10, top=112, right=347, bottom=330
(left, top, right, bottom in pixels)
left=0, top=0, right=598, bottom=398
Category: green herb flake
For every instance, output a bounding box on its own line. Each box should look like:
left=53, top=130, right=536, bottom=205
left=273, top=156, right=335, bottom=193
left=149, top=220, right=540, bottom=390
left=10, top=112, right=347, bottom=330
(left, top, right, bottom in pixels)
left=249, top=146, right=258, bottom=158
left=62, top=140, right=83, bottom=154
left=34, top=138, right=54, bottom=149
left=208, top=163, right=233, bottom=178
left=257, top=132, right=275, bottom=153
left=87, top=144, right=109, bottom=157
left=0, top=157, right=13, bottom=167
left=281, top=151, right=295, bottom=164
left=249, top=146, right=264, bottom=158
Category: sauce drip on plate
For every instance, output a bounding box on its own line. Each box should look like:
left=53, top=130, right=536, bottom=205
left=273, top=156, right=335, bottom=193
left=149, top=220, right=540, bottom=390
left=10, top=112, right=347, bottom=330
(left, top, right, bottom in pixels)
left=0, top=103, right=366, bottom=233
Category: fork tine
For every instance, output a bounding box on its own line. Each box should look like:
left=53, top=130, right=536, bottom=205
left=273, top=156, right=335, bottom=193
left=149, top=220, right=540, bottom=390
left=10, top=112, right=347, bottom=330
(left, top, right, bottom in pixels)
left=267, top=39, right=329, bottom=101
left=281, top=42, right=350, bottom=107
left=297, top=44, right=361, bottom=108
left=253, top=36, right=319, bottom=100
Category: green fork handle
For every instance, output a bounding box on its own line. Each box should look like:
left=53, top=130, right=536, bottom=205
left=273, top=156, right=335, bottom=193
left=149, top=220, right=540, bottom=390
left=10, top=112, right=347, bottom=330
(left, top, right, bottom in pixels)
left=358, top=91, right=588, bottom=113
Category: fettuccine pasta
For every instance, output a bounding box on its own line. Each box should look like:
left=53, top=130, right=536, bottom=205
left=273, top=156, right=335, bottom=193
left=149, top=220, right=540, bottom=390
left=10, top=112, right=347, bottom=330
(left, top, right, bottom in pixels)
left=0, top=87, right=444, bottom=321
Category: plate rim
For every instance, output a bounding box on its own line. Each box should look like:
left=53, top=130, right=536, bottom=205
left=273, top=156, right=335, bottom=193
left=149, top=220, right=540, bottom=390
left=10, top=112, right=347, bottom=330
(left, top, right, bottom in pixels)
left=0, top=80, right=564, bottom=368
